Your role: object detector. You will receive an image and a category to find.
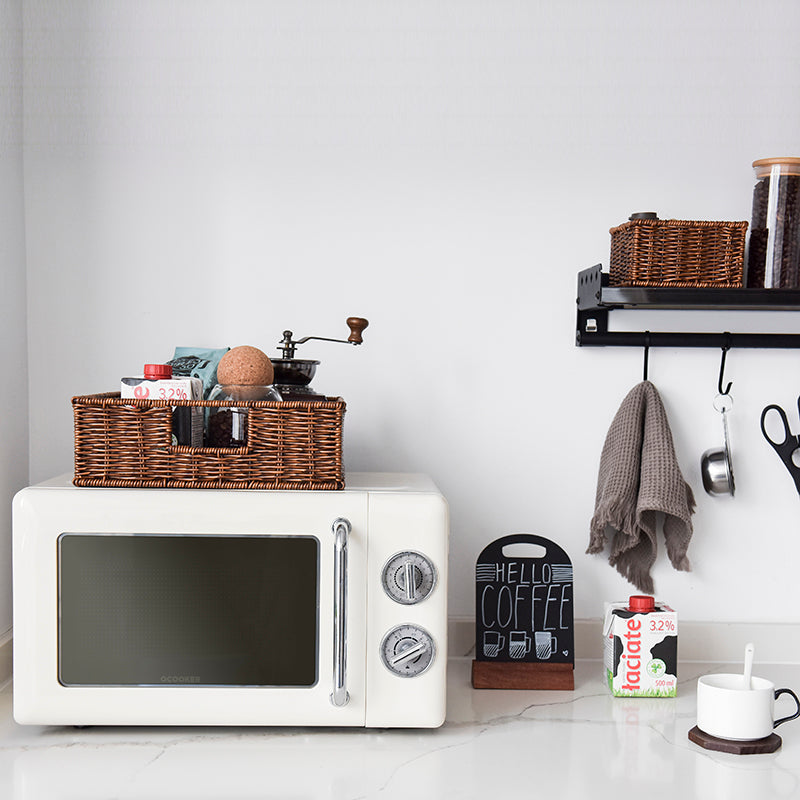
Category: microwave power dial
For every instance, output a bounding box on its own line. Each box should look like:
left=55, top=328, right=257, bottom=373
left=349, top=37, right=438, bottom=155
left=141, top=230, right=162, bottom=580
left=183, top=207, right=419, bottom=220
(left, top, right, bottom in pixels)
left=381, top=551, right=437, bottom=605
left=380, top=624, right=436, bottom=677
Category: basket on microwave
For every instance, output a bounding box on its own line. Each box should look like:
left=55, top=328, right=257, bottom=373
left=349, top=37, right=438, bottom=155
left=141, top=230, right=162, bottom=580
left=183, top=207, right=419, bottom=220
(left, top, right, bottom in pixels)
left=72, top=393, right=345, bottom=490
left=609, top=218, right=748, bottom=287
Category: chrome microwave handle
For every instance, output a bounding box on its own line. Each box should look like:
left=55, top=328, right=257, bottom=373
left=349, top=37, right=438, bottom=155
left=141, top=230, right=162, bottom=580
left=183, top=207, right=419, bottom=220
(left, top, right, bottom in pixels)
left=330, top=517, right=350, bottom=707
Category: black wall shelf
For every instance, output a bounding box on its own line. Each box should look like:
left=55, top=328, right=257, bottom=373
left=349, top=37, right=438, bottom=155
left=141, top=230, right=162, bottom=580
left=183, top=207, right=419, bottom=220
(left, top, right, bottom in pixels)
left=576, top=264, right=800, bottom=349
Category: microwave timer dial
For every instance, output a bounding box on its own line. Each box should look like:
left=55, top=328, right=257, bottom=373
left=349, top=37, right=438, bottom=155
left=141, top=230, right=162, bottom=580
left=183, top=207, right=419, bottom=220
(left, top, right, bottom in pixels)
left=381, top=551, right=437, bottom=605
left=380, top=625, right=436, bottom=677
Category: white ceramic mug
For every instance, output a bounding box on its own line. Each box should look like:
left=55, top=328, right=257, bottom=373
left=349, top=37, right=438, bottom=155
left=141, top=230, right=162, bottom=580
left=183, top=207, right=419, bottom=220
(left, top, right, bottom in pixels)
left=696, top=673, right=800, bottom=741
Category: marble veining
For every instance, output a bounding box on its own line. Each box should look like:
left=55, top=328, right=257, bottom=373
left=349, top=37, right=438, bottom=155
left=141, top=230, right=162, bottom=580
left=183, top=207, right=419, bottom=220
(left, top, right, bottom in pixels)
left=1, top=658, right=798, bottom=799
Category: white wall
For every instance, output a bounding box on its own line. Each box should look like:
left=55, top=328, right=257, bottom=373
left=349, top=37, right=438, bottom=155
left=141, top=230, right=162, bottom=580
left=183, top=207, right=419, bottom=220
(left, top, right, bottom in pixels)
left=1, top=0, right=28, bottom=637
left=22, top=1, right=800, bottom=625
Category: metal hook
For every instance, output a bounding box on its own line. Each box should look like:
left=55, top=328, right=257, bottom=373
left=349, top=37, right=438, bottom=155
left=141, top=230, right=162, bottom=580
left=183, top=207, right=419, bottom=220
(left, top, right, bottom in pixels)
left=643, top=332, right=651, bottom=381
left=718, top=335, right=733, bottom=396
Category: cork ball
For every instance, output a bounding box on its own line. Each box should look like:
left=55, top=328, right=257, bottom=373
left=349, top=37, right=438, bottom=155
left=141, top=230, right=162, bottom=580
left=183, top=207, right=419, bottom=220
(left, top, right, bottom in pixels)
left=217, top=345, right=274, bottom=386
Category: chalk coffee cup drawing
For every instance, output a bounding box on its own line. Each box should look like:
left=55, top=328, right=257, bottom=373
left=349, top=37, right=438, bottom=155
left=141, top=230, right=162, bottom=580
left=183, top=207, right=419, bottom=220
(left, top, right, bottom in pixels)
left=696, top=674, right=800, bottom=741
left=534, top=631, right=558, bottom=659
left=508, top=631, right=531, bottom=659
left=483, top=631, right=505, bottom=658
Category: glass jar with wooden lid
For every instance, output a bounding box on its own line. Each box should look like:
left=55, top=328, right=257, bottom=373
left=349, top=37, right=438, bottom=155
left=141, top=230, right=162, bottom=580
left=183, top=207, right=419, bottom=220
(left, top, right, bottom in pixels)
left=747, top=157, right=800, bottom=288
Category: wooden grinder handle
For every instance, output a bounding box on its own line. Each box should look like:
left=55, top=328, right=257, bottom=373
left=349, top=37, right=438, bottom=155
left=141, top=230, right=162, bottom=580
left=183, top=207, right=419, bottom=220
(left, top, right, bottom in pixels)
left=346, top=317, right=369, bottom=344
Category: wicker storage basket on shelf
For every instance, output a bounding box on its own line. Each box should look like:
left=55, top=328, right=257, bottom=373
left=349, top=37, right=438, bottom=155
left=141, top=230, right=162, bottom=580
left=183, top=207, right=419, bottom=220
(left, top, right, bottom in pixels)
left=73, top=393, right=345, bottom=490
left=609, top=218, right=748, bottom=287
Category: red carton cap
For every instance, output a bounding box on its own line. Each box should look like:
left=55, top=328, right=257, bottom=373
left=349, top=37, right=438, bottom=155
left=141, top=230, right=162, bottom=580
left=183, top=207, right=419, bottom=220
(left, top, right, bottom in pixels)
left=144, top=363, right=172, bottom=379
left=628, top=595, right=655, bottom=612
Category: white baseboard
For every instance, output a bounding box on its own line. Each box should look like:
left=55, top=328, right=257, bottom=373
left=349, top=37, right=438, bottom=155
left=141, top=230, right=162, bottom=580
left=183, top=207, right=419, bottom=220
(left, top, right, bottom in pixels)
left=0, top=630, right=11, bottom=688
left=448, top=617, right=800, bottom=665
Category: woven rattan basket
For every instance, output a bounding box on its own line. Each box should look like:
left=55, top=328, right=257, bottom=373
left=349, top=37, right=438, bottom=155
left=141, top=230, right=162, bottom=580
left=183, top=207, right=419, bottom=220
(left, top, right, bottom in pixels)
left=73, top=393, right=345, bottom=490
left=609, top=218, right=748, bottom=287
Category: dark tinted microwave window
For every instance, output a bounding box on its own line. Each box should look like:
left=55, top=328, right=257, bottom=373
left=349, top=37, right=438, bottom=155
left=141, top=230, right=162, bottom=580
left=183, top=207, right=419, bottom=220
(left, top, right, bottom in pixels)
left=58, top=534, right=319, bottom=687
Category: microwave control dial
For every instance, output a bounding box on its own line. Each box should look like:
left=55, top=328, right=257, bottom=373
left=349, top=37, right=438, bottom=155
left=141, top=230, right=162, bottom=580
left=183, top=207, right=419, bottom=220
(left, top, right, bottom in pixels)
left=380, top=624, right=436, bottom=678
left=381, top=551, right=437, bottom=605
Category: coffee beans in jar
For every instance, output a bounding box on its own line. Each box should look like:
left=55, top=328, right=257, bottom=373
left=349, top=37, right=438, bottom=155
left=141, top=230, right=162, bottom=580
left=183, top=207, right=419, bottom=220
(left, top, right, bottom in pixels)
left=747, top=157, right=800, bottom=288
left=206, top=384, right=282, bottom=447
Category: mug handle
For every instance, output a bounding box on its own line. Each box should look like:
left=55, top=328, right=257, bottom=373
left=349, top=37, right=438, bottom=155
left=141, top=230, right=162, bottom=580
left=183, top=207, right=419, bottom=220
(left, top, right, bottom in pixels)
left=774, top=688, right=800, bottom=728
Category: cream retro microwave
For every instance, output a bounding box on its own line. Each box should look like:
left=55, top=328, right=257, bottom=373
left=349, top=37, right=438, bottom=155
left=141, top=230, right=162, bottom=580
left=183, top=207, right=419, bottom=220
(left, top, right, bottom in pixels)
left=12, top=473, right=448, bottom=728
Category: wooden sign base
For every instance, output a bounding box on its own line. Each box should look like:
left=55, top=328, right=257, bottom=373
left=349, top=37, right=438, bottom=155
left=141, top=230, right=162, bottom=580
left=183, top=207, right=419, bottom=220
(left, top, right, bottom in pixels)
left=688, top=726, right=782, bottom=755
left=472, top=660, right=574, bottom=690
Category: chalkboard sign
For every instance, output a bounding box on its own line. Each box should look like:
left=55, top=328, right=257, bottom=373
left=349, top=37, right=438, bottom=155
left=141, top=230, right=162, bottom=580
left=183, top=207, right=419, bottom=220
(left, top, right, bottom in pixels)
left=472, top=534, right=574, bottom=690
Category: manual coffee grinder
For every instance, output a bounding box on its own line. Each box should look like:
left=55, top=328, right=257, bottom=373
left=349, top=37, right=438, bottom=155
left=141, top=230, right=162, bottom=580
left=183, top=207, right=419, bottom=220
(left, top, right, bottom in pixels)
left=272, top=317, right=369, bottom=399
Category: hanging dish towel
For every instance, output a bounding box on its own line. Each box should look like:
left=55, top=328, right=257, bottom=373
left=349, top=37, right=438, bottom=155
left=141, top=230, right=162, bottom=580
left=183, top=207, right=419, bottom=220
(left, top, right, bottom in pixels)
left=587, top=380, right=695, bottom=593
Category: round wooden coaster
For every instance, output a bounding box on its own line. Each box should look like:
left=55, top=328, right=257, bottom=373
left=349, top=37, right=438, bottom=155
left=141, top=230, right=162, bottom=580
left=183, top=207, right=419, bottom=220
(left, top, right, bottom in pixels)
left=688, top=725, right=782, bottom=754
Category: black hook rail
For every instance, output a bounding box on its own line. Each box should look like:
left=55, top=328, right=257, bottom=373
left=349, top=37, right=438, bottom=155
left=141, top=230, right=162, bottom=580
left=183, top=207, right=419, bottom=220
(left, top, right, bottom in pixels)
left=576, top=265, right=800, bottom=349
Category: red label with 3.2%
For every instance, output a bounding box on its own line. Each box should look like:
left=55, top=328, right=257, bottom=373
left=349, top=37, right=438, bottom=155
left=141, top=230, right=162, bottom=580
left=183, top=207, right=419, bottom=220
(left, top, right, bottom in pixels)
left=649, top=619, right=676, bottom=632
left=159, top=387, right=188, bottom=400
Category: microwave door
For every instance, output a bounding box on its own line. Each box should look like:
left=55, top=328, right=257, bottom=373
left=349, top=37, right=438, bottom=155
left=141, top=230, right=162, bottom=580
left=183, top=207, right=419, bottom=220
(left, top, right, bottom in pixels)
left=43, top=507, right=368, bottom=726
left=58, top=533, right=321, bottom=689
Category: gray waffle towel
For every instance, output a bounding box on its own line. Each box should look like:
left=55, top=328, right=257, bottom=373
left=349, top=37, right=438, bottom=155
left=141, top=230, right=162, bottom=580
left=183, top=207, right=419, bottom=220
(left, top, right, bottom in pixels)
left=587, top=380, right=695, bottom=593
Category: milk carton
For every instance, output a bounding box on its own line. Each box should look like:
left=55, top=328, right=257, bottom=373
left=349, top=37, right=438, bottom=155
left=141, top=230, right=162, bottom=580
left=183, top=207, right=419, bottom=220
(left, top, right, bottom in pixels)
left=604, top=595, right=677, bottom=697
left=121, top=363, right=203, bottom=447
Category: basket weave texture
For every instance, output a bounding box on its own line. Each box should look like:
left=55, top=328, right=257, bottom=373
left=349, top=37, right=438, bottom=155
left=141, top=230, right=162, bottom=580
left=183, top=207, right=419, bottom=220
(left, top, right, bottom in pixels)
left=609, top=219, right=748, bottom=287
left=73, top=393, right=345, bottom=490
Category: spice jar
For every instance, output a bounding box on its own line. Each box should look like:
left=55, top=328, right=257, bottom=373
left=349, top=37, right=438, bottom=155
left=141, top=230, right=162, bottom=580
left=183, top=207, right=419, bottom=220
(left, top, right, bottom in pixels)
left=206, top=384, right=282, bottom=447
left=747, top=157, right=800, bottom=287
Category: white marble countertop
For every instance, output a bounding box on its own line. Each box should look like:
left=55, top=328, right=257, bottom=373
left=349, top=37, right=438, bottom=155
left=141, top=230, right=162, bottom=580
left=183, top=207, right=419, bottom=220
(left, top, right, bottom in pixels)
left=1, top=658, right=798, bottom=800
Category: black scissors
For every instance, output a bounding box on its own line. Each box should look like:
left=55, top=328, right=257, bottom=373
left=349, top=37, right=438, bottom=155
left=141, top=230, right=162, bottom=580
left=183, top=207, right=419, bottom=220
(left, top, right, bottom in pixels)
left=761, top=400, right=800, bottom=495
